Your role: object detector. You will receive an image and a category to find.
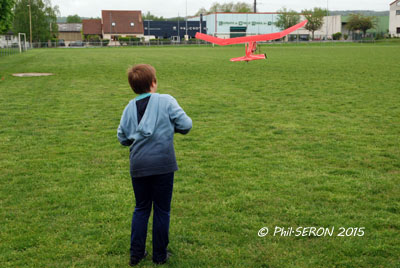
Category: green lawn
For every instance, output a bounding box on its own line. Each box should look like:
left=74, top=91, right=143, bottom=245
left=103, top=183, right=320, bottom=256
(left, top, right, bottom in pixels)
left=0, top=43, right=399, bottom=268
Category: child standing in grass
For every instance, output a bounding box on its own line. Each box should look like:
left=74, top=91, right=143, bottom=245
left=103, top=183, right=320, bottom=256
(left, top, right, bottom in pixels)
left=117, top=64, right=192, bottom=266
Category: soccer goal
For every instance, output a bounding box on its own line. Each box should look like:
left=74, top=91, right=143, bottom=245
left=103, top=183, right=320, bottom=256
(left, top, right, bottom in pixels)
left=18, top=33, right=27, bottom=53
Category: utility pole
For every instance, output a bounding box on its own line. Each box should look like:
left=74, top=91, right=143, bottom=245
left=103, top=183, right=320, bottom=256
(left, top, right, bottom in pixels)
left=110, top=12, right=112, bottom=41
left=185, top=0, right=188, bottom=40
left=28, top=0, right=32, bottom=47
left=254, top=0, right=257, bottom=13
left=178, top=12, right=180, bottom=42
left=326, top=0, right=329, bottom=40
left=200, top=13, right=203, bottom=34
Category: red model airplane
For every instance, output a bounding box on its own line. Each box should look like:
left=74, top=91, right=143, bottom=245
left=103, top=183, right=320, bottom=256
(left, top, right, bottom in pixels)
left=195, top=20, right=308, bottom=62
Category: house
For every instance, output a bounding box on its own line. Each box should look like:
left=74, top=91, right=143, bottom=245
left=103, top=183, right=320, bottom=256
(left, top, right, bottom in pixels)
left=0, top=30, right=18, bottom=48
left=57, top=23, right=82, bottom=45
left=101, top=10, right=144, bottom=41
left=82, top=10, right=145, bottom=44
left=389, top=0, right=400, bottom=36
left=82, top=19, right=102, bottom=40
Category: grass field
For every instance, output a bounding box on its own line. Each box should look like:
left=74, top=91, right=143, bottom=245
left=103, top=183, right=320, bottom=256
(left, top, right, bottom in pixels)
left=1, top=43, right=399, bottom=268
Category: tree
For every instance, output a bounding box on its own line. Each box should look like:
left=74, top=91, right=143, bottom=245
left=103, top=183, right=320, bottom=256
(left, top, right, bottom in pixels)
left=0, top=0, right=15, bottom=33
left=12, top=0, right=59, bottom=42
left=275, top=7, right=300, bottom=30
left=359, top=16, right=375, bottom=37
left=234, top=2, right=252, bottom=12
left=196, top=1, right=252, bottom=15
left=195, top=7, right=208, bottom=16
left=66, top=14, right=81, bottom=23
left=209, top=3, right=222, bottom=12
left=302, top=7, right=327, bottom=40
left=142, top=11, right=164, bottom=21
left=346, top=13, right=376, bottom=38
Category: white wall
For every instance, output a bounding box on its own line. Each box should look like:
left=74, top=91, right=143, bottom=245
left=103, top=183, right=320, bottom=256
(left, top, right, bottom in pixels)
left=0, top=35, right=19, bottom=47
left=295, top=15, right=342, bottom=39
left=389, top=0, right=400, bottom=37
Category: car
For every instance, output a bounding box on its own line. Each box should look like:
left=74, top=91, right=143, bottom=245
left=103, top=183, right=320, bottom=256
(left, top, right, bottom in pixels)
left=58, top=39, right=65, bottom=47
left=68, top=41, right=85, bottom=47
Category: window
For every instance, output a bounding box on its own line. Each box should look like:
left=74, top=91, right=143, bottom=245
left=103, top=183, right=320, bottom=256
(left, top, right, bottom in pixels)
left=130, top=22, right=135, bottom=27
left=173, top=26, right=177, bottom=31
left=112, top=22, right=116, bottom=26
left=396, top=10, right=400, bottom=15
left=397, top=27, right=400, bottom=34
left=5, top=35, right=11, bottom=41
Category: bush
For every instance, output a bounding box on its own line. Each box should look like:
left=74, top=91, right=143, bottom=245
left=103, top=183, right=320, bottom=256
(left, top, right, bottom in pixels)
left=85, top=35, right=100, bottom=42
left=118, top=37, right=140, bottom=42
left=343, top=34, right=349, bottom=40
left=332, top=32, right=342, bottom=40
left=102, top=39, right=110, bottom=46
left=118, top=36, right=141, bottom=45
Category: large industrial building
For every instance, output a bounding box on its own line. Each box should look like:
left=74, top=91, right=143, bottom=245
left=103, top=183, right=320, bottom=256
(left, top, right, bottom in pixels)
left=144, top=21, right=206, bottom=41
left=389, top=0, right=400, bottom=36
left=189, top=12, right=342, bottom=40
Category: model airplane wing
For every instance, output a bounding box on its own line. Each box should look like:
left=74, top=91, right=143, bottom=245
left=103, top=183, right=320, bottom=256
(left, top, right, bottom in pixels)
left=195, top=19, right=308, bottom=62
left=195, top=20, right=308, bottom=45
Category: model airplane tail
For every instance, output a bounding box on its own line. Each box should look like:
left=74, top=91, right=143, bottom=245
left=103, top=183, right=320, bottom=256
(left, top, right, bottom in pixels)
left=195, top=19, right=308, bottom=62
left=230, top=54, right=266, bottom=62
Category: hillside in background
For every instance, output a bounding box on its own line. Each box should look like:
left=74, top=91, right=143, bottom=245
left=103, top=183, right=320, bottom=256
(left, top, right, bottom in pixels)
left=57, top=17, right=99, bottom=23
left=56, top=10, right=390, bottom=23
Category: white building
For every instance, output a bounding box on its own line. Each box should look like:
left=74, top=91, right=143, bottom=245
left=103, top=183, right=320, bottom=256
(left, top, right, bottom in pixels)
left=0, top=31, right=18, bottom=48
left=389, top=0, right=400, bottom=37
left=189, top=13, right=341, bottom=40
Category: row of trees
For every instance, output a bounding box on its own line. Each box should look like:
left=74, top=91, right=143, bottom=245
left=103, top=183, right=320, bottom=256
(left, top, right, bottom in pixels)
left=269, top=8, right=375, bottom=40
left=0, top=0, right=59, bottom=42
left=195, top=2, right=252, bottom=15
left=274, top=7, right=327, bottom=40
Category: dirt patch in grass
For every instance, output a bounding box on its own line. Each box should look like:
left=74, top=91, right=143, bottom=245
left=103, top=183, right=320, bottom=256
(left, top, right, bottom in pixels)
left=12, top=73, right=54, bottom=77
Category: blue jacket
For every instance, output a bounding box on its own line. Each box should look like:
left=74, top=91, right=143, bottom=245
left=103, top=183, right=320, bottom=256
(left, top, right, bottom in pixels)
left=117, top=93, right=192, bottom=177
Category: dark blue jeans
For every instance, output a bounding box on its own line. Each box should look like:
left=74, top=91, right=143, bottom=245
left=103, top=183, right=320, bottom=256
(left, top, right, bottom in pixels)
left=130, top=172, right=174, bottom=262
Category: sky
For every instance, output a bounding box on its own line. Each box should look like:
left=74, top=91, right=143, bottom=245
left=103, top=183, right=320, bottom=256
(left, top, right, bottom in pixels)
left=51, top=0, right=391, bottom=18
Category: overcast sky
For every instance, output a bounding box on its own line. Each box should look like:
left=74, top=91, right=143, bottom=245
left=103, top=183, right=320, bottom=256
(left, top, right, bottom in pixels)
left=51, top=0, right=391, bottom=18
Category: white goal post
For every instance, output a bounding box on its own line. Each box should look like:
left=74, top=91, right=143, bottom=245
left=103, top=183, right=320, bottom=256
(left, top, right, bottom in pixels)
left=18, top=33, right=27, bottom=53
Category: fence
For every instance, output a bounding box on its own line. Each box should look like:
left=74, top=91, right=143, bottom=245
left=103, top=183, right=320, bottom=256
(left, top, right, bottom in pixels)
left=2, top=38, right=397, bottom=55
left=0, top=42, right=28, bottom=57
left=30, top=40, right=213, bottom=48
left=21, top=39, right=370, bottom=49
left=0, top=47, right=22, bottom=57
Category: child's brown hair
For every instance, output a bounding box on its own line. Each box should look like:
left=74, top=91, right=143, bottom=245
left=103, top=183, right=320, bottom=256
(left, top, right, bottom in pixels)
left=127, top=64, right=157, bottom=94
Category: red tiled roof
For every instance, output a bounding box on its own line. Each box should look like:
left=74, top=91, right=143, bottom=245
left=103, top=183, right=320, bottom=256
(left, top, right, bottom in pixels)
left=82, top=19, right=102, bottom=35
left=102, top=10, right=144, bottom=35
